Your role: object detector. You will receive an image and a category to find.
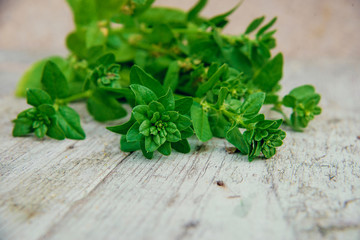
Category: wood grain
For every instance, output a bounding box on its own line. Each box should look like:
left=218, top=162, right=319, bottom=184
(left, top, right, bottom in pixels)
left=0, top=58, right=360, bottom=240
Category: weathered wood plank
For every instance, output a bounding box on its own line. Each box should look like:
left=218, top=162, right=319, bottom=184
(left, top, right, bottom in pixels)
left=0, top=97, right=130, bottom=240
left=0, top=59, right=359, bottom=240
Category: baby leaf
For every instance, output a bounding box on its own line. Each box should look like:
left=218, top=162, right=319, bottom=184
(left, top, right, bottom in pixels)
left=56, top=106, right=86, bottom=140
left=42, top=61, right=70, bottom=99
left=191, top=102, right=212, bottom=142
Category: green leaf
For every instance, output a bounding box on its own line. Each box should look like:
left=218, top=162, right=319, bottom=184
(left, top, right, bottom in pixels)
left=226, top=126, right=249, bottom=154
left=140, top=140, right=154, bottom=159
left=196, top=64, right=228, bottom=97
left=34, top=124, right=48, bottom=138
left=130, top=84, right=158, bottom=105
left=215, top=87, right=228, bottom=108
left=132, top=105, right=150, bottom=123
left=41, top=61, right=70, bottom=99
left=209, top=1, right=242, bottom=28
left=26, top=88, right=53, bottom=107
left=253, top=53, right=283, bottom=92
left=171, top=139, right=191, bottom=153
left=120, top=135, right=141, bottom=152
left=138, top=7, right=187, bottom=27
left=38, top=104, right=56, bottom=116
left=94, top=53, right=116, bottom=67
left=149, top=24, right=174, bottom=44
left=66, top=0, right=97, bottom=26
left=12, top=118, right=33, bottom=137
left=106, top=115, right=136, bottom=135
left=157, top=142, right=171, bottom=156
left=187, top=0, right=207, bottom=21
left=46, top=118, right=66, bottom=140
left=126, top=122, right=142, bottom=142
left=256, top=17, right=277, bottom=37
left=282, top=95, right=296, bottom=108
left=191, top=102, right=212, bottom=142
left=130, top=65, right=166, bottom=97
left=158, top=89, right=175, bottom=111
left=86, top=22, right=106, bottom=48
left=288, top=85, right=315, bottom=100
left=180, top=127, right=194, bottom=139
left=240, top=92, right=265, bottom=116
left=57, top=106, right=86, bottom=140
left=15, top=56, right=70, bottom=97
left=175, top=97, right=193, bottom=115
left=176, top=115, right=192, bottom=131
left=87, top=90, right=127, bottom=122
left=66, top=30, right=87, bottom=58
left=163, top=61, right=180, bottom=91
left=145, top=135, right=160, bottom=152
left=245, top=16, right=265, bottom=34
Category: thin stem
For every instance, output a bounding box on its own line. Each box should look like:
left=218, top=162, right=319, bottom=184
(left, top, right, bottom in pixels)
left=56, top=90, right=93, bottom=105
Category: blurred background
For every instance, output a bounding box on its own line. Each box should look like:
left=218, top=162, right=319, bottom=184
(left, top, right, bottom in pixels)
left=1, top=0, right=359, bottom=58
left=0, top=0, right=359, bottom=97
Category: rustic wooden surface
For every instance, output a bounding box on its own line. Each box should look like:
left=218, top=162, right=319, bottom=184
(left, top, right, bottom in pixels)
left=0, top=49, right=359, bottom=240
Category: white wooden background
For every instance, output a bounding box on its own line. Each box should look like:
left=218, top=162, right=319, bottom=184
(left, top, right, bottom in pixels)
left=0, top=51, right=360, bottom=240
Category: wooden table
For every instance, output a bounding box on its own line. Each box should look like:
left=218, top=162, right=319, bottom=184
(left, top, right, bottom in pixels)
left=0, top=51, right=359, bottom=240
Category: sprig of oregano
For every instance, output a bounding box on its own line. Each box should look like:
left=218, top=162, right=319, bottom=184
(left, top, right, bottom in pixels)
left=12, top=0, right=321, bottom=161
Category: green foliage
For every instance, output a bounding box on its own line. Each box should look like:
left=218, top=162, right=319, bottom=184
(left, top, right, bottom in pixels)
left=12, top=0, right=322, bottom=161
left=108, top=85, right=193, bottom=158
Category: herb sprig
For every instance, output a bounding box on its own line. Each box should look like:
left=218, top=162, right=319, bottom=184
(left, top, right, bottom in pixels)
left=13, top=0, right=321, bottom=161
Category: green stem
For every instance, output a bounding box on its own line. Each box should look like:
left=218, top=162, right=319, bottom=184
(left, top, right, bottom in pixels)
left=56, top=90, right=93, bottom=105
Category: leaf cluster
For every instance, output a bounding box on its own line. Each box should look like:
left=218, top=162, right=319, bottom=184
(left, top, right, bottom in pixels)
left=13, top=0, right=322, bottom=161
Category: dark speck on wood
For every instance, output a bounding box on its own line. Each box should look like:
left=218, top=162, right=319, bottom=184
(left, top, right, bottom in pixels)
left=216, top=180, right=225, bottom=187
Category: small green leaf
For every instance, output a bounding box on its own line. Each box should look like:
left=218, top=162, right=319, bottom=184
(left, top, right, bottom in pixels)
left=86, top=22, right=106, bottom=48
left=46, top=118, right=66, bottom=140
left=282, top=95, right=296, bottom=108
left=163, top=61, right=180, bottom=91
left=120, top=135, right=141, bottom=152
left=180, top=127, right=194, bottom=139
left=245, top=16, right=265, bottom=34
left=257, top=17, right=277, bottom=37
left=145, top=135, right=160, bottom=152
left=240, top=92, right=265, bottom=116
left=132, top=105, right=150, bottom=123
left=126, top=122, right=142, bottom=142
left=57, top=106, right=85, bottom=140
left=41, top=61, right=70, bottom=99
left=130, top=65, right=166, bottom=97
left=15, top=56, right=70, bottom=97
left=157, top=142, right=171, bottom=156
left=171, top=139, right=191, bottom=153
left=140, top=140, right=154, bottom=159
left=158, top=89, right=175, bottom=111
left=166, top=130, right=181, bottom=142
left=191, top=102, right=212, bottom=142
left=34, top=124, right=48, bottom=138
left=187, top=0, right=207, bottom=21
left=196, top=64, right=228, bottom=97
left=209, top=1, right=242, bottom=28
left=87, top=90, right=127, bottom=122
left=106, top=116, right=136, bottom=135
left=253, top=53, right=283, bottom=92
left=12, top=118, right=33, bottom=137
left=149, top=24, right=174, bottom=44
left=176, top=115, right=191, bottom=131
left=226, top=126, right=249, bottom=154
left=215, top=87, right=228, bottom=108
left=38, top=104, right=56, bottom=116
left=175, top=97, right=193, bottom=115
left=288, top=85, right=315, bottom=100
left=26, top=89, right=53, bottom=107
left=130, top=84, right=158, bottom=105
